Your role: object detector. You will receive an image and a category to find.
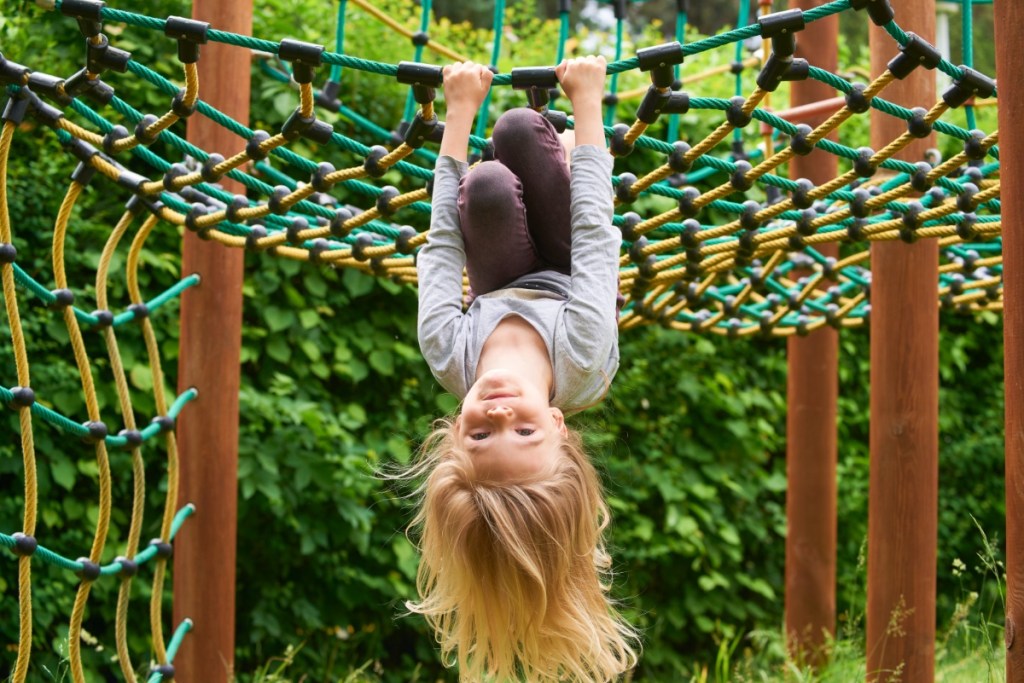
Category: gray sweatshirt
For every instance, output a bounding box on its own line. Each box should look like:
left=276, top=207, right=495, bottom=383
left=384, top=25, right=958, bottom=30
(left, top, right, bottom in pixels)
left=416, top=145, right=619, bottom=414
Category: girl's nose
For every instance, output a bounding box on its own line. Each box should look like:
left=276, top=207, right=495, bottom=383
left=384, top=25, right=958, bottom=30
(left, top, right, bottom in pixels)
left=486, top=405, right=513, bottom=423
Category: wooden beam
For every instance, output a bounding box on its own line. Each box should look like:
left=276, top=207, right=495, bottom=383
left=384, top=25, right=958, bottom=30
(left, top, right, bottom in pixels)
left=172, top=0, right=252, bottom=680
left=784, top=0, right=839, bottom=668
left=866, top=3, right=938, bottom=680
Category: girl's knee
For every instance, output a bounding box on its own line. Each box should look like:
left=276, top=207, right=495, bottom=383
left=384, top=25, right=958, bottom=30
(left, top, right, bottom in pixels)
left=493, top=108, right=548, bottom=146
left=460, top=161, right=521, bottom=212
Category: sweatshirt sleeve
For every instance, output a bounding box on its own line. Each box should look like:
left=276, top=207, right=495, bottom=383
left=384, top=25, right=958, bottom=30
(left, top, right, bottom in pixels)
left=416, top=155, right=470, bottom=396
left=561, top=145, right=620, bottom=371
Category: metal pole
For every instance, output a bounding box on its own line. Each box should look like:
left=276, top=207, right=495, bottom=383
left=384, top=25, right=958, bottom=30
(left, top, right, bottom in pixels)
left=172, top=0, right=252, bottom=679
left=784, top=0, right=838, bottom=668
left=866, top=3, right=938, bottom=681
left=996, top=0, right=1024, bottom=679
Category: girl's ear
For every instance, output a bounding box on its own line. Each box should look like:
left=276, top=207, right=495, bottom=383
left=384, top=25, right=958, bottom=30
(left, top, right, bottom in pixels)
left=550, top=407, right=567, bottom=437
left=454, top=414, right=463, bottom=433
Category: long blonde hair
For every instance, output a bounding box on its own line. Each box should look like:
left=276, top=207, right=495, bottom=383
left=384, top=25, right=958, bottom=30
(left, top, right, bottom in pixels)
left=402, top=418, right=639, bottom=682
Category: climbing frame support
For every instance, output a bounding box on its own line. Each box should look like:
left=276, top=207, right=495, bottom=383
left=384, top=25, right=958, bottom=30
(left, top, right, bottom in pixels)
left=866, top=2, right=939, bottom=681
left=172, top=0, right=252, bottom=680
left=783, top=0, right=838, bottom=668
left=997, top=1, right=1024, bottom=680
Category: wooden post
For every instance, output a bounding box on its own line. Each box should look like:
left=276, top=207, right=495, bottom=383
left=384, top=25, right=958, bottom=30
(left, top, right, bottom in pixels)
left=172, top=0, right=252, bottom=680
left=996, top=1, right=1024, bottom=680
left=784, top=0, right=838, bottom=668
left=866, top=3, right=938, bottom=681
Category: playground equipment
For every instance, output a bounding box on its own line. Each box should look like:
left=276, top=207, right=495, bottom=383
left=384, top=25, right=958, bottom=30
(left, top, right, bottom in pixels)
left=0, top=0, right=1017, bottom=680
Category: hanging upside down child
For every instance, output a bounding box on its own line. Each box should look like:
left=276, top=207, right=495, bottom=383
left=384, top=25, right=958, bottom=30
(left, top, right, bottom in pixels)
left=410, top=55, right=638, bottom=682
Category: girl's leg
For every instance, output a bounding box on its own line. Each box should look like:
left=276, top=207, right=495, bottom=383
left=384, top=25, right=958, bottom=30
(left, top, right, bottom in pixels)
left=491, top=108, right=572, bottom=273
left=457, top=160, right=541, bottom=296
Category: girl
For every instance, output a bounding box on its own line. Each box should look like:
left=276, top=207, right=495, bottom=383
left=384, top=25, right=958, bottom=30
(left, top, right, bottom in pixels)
left=411, top=56, right=637, bottom=682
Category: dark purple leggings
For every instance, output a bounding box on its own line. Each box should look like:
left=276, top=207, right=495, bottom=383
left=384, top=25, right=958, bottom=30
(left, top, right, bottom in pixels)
left=457, top=108, right=571, bottom=296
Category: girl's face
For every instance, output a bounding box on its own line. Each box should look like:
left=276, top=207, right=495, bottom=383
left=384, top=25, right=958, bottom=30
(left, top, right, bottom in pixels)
left=456, top=369, right=567, bottom=481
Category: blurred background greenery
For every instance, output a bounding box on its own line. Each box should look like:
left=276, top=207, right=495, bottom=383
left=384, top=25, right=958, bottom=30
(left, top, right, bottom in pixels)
left=0, top=0, right=1005, bottom=680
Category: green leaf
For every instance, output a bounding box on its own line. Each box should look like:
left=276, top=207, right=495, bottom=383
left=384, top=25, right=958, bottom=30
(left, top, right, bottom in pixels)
left=51, top=457, right=76, bottom=490
left=266, top=336, right=292, bottom=363
left=368, top=349, right=393, bottom=376
left=129, top=364, right=153, bottom=391
left=343, top=268, right=375, bottom=297
left=264, top=306, right=296, bottom=333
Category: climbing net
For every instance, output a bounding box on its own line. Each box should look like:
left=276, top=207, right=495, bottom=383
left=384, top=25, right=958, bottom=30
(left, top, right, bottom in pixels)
left=0, top=0, right=1001, bottom=678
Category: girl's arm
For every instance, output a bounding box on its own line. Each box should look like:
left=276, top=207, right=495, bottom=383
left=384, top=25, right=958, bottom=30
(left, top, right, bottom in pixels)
left=416, top=63, right=493, bottom=393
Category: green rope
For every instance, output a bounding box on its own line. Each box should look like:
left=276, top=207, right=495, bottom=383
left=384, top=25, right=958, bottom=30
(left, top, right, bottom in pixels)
left=331, top=0, right=347, bottom=83
left=474, top=0, right=505, bottom=142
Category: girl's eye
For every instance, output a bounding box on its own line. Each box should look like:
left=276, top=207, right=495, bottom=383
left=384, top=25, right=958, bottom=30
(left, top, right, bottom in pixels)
left=516, top=429, right=535, bottom=436
left=470, top=433, right=490, bottom=441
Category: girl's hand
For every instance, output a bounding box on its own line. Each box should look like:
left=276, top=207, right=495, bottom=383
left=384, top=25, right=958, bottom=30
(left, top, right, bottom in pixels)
left=441, top=61, right=494, bottom=115
left=555, top=55, right=607, bottom=110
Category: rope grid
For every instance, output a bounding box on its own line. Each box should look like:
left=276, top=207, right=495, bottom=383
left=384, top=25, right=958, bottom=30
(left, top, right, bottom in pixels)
left=0, top=0, right=1002, bottom=677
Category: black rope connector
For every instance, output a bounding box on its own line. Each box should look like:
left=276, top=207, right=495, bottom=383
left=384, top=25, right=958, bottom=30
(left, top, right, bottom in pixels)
left=510, top=66, right=558, bottom=90
left=956, top=182, right=979, bottom=212
left=636, top=85, right=689, bottom=124
left=91, top=309, right=114, bottom=328
left=151, top=414, right=175, bottom=432
left=151, top=664, right=176, bottom=680
left=963, top=129, right=987, bottom=161
left=795, top=207, right=817, bottom=236
left=101, top=124, right=129, bottom=155
left=376, top=186, right=401, bottom=216
left=245, top=130, right=272, bottom=161
left=668, top=141, right=692, bottom=173
left=615, top=173, right=637, bottom=204
left=162, top=163, right=189, bottom=191
left=636, top=41, right=684, bottom=89
left=617, top=212, right=640, bottom=241
left=82, top=420, right=108, bottom=443
left=849, top=188, right=872, bottom=217
left=609, top=123, right=634, bottom=157
left=849, top=0, right=895, bottom=27
left=1, top=91, right=31, bottom=126
left=185, top=204, right=211, bottom=235
left=352, top=232, right=375, bottom=261
left=132, top=114, right=160, bottom=145
left=86, top=33, right=131, bottom=75
left=282, top=108, right=334, bottom=144
left=0, top=54, right=30, bottom=87
left=285, top=217, right=308, bottom=244
left=888, top=33, right=941, bottom=80
left=149, top=538, right=173, bottom=559
left=756, top=53, right=809, bottom=92
left=278, top=38, right=324, bottom=84
left=0, top=242, right=16, bottom=264
left=315, top=79, right=342, bottom=112
left=310, top=162, right=336, bottom=193
left=411, top=30, right=430, bottom=47
left=725, top=96, right=751, bottom=128
left=169, top=88, right=196, bottom=119
left=906, top=106, right=931, bottom=138
left=844, top=82, right=871, bottom=114
left=61, top=0, right=105, bottom=36
left=910, top=161, right=933, bottom=192
left=49, top=288, right=75, bottom=310
left=846, top=217, right=867, bottom=241
left=117, top=170, right=148, bottom=195
left=75, top=558, right=101, bottom=582
left=790, top=178, right=815, bottom=210
left=70, top=160, right=96, bottom=187
left=127, top=302, right=149, bottom=322
left=31, top=96, right=65, bottom=129
left=898, top=200, right=924, bottom=243
left=200, top=153, right=226, bottom=182
left=602, top=92, right=619, bottom=108
left=268, top=186, right=292, bottom=215
left=757, top=9, right=805, bottom=58
left=118, top=428, right=143, bottom=450
left=164, top=16, right=209, bottom=64
left=677, top=186, right=701, bottom=218
left=739, top=200, right=761, bottom=231
left=11, top=532, right=37, bottom=557
left=788, top=124, right=815, bottom=156
left=28, top=72, right=73, bottom=106
left=942, top=65, right=996, bottom=109
left=396, top=225, right=418, bottom=254
left=852, top=146, right=877, bottom=177
left=244, top=224, right=268, bottom=252
left=397, top=61, right=444, bottom=87
left=404, top=111, right=441, bottom=148
left=8, top=386, right=35, bottom=409
left=957, top=212, right=978, bottom=240
left=308, top=237, right=330, bottom=264
left=330, top=207, right=354, bottom=237
left=730, top=160, right=754, bottom=191
left=115, top=556, right=138, bottom=578
left=542, top=109, right=567, bottom=133
left=363, top=145, right=389, bottom=178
